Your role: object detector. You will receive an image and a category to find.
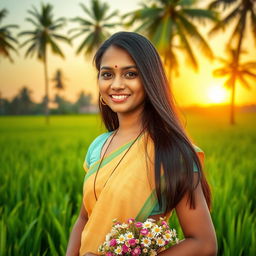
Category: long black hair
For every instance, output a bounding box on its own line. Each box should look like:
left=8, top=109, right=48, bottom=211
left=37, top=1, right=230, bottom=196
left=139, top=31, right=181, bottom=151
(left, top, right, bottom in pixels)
left=93, top=31, right=211, bottom=214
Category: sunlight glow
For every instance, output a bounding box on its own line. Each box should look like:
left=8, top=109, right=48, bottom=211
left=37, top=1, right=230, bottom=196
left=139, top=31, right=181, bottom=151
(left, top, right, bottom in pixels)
left=207, top=85, right=229, bottom=104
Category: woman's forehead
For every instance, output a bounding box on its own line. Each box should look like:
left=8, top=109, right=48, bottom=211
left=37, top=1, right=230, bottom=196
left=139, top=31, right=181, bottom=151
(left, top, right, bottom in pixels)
left=100, top=45, right=135, bottom=67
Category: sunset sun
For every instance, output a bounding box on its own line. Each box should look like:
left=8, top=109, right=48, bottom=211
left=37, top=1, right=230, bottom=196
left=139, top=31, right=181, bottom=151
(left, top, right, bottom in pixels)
left=207, top=85, right=229, bottom=104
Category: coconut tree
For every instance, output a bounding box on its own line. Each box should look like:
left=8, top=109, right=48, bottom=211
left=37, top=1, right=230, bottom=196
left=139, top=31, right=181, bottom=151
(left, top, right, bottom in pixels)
left=52, top=69, right=66, bottom=92
left=0, top=9, right=19, bottom=62
left=123, top=0, right=218, bottom=83
left=19, top=3, right=70, bottom=124
left=213, top=49, right=256, bottom=120
left=69, top=0, right=120, bottom=56
left=209, top=0, right=256, bottom=124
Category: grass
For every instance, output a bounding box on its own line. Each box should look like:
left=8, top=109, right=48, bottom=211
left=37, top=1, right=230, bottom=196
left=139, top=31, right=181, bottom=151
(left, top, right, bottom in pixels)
left=0, top=112, right=255, bottom=255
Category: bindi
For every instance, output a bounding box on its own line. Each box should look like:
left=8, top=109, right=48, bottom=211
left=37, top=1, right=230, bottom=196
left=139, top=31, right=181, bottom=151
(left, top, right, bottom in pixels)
left=114, top=65, right=118, bottom=68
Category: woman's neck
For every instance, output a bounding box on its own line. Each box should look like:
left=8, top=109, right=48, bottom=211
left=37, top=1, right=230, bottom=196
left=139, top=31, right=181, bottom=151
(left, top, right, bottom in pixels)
left=116, top=111, right=144, bottom=137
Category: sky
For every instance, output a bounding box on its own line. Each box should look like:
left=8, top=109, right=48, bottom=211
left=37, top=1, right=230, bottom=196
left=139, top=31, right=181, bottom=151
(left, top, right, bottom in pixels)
left=0, top=0, right=256, bottom=107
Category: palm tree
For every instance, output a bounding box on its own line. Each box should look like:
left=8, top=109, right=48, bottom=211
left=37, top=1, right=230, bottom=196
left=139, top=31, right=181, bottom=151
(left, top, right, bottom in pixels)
left=213, top=49, right=256, bottom=117
left=0, top=9, right=19, bottom=62
left=19, top=3, right=70, bottom=124
left=69, top=0, right=120, bottom=56
left=52, top=69, right=66, bottom=92
left=209, top=0, right=256, bottom=124
left=123, top=0, right=217, bottom=82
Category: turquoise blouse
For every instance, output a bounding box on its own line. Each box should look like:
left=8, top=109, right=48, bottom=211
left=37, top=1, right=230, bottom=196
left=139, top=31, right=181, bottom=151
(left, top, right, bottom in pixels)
left=84, top=132, right=201, bottom=216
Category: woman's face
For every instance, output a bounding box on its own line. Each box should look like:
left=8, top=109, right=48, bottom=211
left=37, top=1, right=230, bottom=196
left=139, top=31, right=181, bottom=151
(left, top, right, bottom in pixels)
left=98, top=45, right=145, bottom=115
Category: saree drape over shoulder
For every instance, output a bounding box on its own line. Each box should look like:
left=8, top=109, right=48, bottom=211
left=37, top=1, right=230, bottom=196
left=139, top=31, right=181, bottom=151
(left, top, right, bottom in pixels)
left=79, top=132, right=204, bottom=255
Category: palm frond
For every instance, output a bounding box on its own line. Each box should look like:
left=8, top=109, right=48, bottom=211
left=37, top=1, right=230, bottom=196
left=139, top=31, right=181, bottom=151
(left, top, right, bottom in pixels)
left=242, top=70, right=256, bottom=79
left=208, top=0, right=238, bottom=11
left=176, top=22, right=198, bottom=71
left=24, top=42, right=37, bottom=58
left=250, top=10, right=256, bottom=44
left=224, top=77, right=233, bottom=88
left=178, top=14, right=213, bottom=59
left=69, top=29, right=90, bottom=40
left=213, top=67, right=230, bottom=77
left=182, top=8, right=218, bottom=24
left=52, top=34, right=71, bottom=44
left=76, top=33, right=94, bottom=55
left=237, top=73, right=251, bottom=89
left=103, top=10, right=119, bottom=21
left=48, top=37, right=65, bottom=58
left=209, top=5, right=241, bottom=36
left=241, top=61, right=256, bottom=69
left=70, top=17, right=93, bottom=26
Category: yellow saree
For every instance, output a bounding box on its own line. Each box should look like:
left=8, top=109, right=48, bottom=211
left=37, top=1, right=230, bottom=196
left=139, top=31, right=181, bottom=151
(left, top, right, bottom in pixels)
left=79, top=132, right=204, bottom=255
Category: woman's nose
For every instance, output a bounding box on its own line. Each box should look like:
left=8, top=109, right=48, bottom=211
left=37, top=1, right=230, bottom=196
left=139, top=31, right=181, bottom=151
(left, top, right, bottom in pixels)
left=110, top=76, right=125, bottom=90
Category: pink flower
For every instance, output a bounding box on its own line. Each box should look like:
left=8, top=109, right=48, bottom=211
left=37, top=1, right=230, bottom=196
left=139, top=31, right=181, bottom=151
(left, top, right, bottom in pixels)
left=135, top=222, right=143, bottom=228
left=162, top=221, right=168, bottom=226
left=128, top=239, right=136, bottom=246
left=127, top=218, right=135, bottom=224
left=132, top=247, right=141, bottom=256
left=106, top=252, right=113, bottom=256
left=122, top=244, right=129, bottom=253
left=140, top=228, right=149, bottom=236
left=109, top=239, right=117, bottom=247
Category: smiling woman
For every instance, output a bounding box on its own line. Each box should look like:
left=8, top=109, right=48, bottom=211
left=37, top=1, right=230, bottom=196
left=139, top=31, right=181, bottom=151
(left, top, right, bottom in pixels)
left=66, top=32, right=217, bottom=256
left=98, top=46, right=145, bottom=115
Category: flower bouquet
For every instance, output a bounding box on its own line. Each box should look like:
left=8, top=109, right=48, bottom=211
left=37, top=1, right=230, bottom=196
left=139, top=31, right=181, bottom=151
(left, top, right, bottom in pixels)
left=98, top=217, right=178, bottom=256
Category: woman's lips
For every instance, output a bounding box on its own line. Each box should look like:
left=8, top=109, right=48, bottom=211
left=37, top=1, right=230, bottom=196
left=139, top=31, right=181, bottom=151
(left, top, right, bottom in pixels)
left=110, top=94, right=130, bottom=103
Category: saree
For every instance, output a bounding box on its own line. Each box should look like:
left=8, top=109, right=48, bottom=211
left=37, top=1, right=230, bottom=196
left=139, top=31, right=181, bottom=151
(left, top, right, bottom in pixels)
left=79, top=131, right=204, bottom=255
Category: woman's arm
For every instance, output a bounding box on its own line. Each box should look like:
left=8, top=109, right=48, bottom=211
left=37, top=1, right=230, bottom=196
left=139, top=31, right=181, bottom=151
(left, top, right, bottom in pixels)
left=159, top=173, right=217, bottom=256
left=66, top=202, right=88, bottom=256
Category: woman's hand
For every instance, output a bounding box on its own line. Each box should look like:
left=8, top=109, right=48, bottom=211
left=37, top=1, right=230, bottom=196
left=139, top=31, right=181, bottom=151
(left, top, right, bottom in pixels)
left=83, top=252, right=99, bottom=256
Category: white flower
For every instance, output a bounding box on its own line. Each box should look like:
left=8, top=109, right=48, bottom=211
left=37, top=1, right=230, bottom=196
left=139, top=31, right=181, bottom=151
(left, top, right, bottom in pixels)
left=163, top=232, right=172, bottom=241
left=175, top=237, right=179, bottom=244
left=156, top=237, right=165, bottom=246
left=122, top=223, right=128, bottom=228
left=141, top=237, right=151, bottom=247
left=105, top=233, right=112, bottom=242
left=143, top=220, right=153, bottom=229
left=114, top=246, right=122, bottom=255
left=143, top=248, right=148, bottom=253
left=172, top=229, right=177, bottom=237
left=114, top=224, right=123, bottom=229
left=147, top=231, right=154, bottom=239
left=125, top=232, right=134, bottom=240
left=111, top=228, right=118, bottom=235
left=117, top=234, right=126, bottom=244
left=151, top=225, right=162, bottom=236
left=146, top=218, right=156, bottom=222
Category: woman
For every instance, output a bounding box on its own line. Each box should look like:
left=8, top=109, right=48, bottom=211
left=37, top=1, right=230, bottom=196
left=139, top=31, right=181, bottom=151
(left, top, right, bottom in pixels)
left=66, top=32, right=217, bottom=256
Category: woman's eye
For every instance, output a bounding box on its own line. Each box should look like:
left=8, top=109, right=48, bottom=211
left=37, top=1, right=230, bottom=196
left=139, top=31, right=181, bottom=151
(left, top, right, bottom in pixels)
left=125, top=71, right=138, bottom=79
left=100, top=72, right=112, bottom=79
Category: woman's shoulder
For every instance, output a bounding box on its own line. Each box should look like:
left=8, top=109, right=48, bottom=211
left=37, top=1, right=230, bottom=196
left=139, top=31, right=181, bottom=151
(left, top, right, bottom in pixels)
left=89, top=131, right=113, bottom=148
left=84, top=131, right=114, bottom=169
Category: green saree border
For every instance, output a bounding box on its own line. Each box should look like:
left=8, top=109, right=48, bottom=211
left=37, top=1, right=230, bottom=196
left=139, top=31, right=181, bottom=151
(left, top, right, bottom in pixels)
left=135, top=175, right=166, bottom=221
left=84, top=133, right=144, bottom=184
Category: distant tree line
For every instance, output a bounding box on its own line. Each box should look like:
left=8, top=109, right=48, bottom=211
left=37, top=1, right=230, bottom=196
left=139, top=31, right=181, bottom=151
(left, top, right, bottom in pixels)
left=0, top=86, right=93, bottom=115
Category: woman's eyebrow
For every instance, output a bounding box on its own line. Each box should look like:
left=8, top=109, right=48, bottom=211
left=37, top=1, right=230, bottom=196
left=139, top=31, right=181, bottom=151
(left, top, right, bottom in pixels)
left=100, top=65, right=137, bottom=70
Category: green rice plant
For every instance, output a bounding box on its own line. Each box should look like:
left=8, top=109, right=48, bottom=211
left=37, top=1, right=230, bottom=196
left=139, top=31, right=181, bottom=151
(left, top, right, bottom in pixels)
left=0, top=113, right=255, bottom=255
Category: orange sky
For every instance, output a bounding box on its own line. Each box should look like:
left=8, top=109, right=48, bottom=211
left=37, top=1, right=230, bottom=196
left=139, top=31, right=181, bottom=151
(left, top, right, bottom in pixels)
left=0, top=0, right=256, bottom=107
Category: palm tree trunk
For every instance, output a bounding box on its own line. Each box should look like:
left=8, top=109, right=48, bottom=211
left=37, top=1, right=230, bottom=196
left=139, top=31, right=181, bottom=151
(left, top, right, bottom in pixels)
left=230, top=76, right=236, bottom=125
left=230, top=10, right=246, bottom=125
left=43, top=52, right=49, bottom=124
